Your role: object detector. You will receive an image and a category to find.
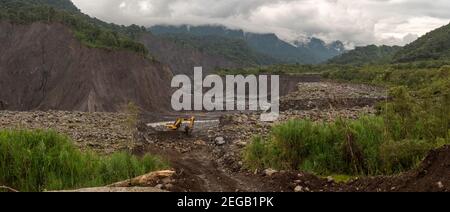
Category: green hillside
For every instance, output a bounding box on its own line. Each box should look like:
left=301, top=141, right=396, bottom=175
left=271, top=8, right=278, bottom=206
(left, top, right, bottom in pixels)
left=150, top=25, right=345, bottom=65
left=393, top=23, right=450, bottom=63
left=161, top=34, right=280, bottom=66
left=328, top=45, right=401, bottom=65
left=0, top=0, right=148, bottom=55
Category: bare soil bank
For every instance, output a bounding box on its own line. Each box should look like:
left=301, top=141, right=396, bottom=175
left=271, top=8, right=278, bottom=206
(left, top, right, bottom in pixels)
left=0, top=22, right=172, bottom=112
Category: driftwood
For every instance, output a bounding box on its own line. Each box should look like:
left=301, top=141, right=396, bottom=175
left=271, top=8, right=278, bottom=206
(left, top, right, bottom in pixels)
left=107, top=170, right=175, bottom=187
left=0, top=185, right=19, bottom=192
left=50, top=170, right=175, bottom=192
left=57, top=187, right=167, bottom=192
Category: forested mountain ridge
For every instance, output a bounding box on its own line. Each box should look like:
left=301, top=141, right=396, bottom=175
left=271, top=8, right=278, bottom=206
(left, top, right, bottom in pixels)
left=328, top=45, right=402, bottom=65
left=150, top=25, right=346, bottom=65
left=0, top=0, right=148, bottom=54
left=328, top=22, right=450, bottom=65
left=158, top=33, right=281, bottom=67
left=0, top=0, right=80, bottom=13
left=393, top=22, right=450, bottom=63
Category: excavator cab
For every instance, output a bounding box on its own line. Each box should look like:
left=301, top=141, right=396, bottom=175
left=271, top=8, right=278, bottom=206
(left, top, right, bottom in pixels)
left=166, top=116, right=196, bottom=135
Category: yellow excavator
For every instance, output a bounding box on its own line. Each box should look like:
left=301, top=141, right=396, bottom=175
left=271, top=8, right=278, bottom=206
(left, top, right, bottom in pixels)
left=166, top=116, right=196, bottom=135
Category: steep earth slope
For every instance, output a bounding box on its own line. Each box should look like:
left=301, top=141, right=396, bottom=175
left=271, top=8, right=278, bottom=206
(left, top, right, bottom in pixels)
left=0, top=21, right=172, bottom=112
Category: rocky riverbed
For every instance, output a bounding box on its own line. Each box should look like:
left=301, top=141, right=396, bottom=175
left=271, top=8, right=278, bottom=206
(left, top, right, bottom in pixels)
left=0, top=110, right=134, bottom=154
left=281, top=82, right=387, bottom=111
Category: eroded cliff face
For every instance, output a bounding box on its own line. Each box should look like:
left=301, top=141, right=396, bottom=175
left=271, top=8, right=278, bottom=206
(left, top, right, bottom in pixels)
left=0, top=21, right=173, bottom=112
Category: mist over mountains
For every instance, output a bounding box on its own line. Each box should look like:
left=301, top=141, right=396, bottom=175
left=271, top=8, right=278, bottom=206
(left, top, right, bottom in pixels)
left=328, top=22, right=450, bottom=65
left=149, top=25, right=346, bottom=65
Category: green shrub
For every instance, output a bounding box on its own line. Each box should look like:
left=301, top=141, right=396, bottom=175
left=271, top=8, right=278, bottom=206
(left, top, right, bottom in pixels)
left=0, top=130, right=168, bottom=192
left=244, top=116, right=447, bottom=176
left=243, top=136, right=269, bottom=170
left=379, top=140, right=433, bottom=174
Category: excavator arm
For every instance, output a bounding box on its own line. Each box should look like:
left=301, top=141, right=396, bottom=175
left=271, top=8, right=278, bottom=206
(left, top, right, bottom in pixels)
left=166, top=116, right=196, bottom=134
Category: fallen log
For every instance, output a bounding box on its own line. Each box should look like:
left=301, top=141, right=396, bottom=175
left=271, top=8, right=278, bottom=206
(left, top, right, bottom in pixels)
left=0, top=185, right=19, bottom=192
left=50, top=170, right=175, bottom=192
left=58, top=187, right=167, bottom=192
left=107, top=170, right=175, bottom=187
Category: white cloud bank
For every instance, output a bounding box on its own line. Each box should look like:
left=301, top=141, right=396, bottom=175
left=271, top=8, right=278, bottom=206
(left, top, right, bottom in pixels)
left=71, top=0, right=450, bottom=46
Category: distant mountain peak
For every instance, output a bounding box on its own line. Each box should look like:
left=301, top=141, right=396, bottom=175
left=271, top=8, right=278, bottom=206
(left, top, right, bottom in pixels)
left=289, top=37, right=345, bottom=52
left=328, top=41, right=346, bottom=52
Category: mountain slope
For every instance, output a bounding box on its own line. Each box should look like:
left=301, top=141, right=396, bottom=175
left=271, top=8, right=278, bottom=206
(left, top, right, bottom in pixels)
left=0, top=0, right=174, bottom=112
left=138, top=33, right=239, bottom=75
left=244, top=32, right=316, bottom=64
left=0, top=22, right=172, bottom=112
left=0, top=0, right=149, bottom=54
left=150, top=25, right=281, bottom=67
left=157, top=33, right=280, bottom=67
left=393, top=22, right=450, bottom=62
left=328, top=45, right=401, bottom=65
left=295, top=38, right=346, bottom=62
left=0, top=0, right=80, bottom=12
left=149, top=25, right=345, bottom=65
left=2, top=0, right=247, bottom=76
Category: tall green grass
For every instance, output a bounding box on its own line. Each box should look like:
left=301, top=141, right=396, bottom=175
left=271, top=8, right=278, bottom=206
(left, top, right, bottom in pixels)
left=245, top=64, right=449, bottom=176
left=244, top=117, right=447, bottom=176
left=0, top=130, right=168, bottom=192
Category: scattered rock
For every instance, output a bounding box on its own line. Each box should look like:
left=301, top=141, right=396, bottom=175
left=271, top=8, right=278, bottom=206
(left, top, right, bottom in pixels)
left=0, top=111, right=133, bottom=153
left=161, top=177, right=172, bottom=184
left=194, top=140, right=207, bottom=146
left=164, top=183, right=174, bottom=190
left=234, top=140, right=248, bottom=147
left=326, top=176, right=334, bottom=183
left=437, top=182, right=444, bottom=189
left=294, top=186, right=303, bottom=192
left=215, top=137, right=226, bottom=145
left=263, top=168, right=278, bottom=177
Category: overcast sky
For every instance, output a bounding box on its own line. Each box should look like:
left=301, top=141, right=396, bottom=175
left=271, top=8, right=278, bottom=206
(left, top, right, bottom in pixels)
left=71, top=0, right=450, bottom=47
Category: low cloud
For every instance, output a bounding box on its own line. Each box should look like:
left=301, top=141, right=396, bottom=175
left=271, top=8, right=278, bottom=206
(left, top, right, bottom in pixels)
left=72, top=0, right=450, bottom=47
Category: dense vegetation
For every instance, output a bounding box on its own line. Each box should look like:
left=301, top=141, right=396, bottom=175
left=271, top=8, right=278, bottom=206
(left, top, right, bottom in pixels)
left=326, top=23, right=450, bottom=65
left=150, top=25, right=345, bottom=64
left=216, top=63, right=350, bottom=75
left=0, top=0, right=149, bottom=54
left=0, top=130, right=167, bottom=192
left=218, top=59, right=450, bottom=76
left=328, top=45, right=401, bottom=65
left=393, top=23, right=450, bottom=62
left=0, top=0, right=80, bottom=13
left=244, top=64, right=449, bottom=176
left=161, top=34, right=280, bottom=66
